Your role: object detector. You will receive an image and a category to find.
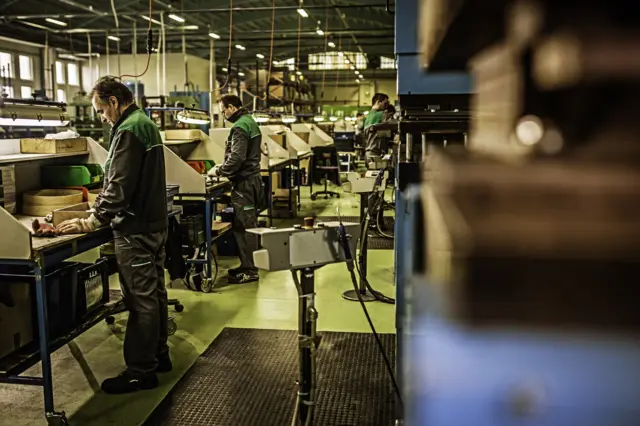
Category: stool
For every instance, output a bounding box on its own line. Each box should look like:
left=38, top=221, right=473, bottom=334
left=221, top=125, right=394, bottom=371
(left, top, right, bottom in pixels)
left=311, top=166, right=340, bottom=200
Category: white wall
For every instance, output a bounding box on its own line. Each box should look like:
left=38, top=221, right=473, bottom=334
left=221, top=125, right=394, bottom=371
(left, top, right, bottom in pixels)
left=82, top=53, right=212, bottom=97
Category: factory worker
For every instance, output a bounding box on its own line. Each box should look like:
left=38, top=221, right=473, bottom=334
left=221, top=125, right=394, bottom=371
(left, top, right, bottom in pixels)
left=57, top=77, right=170, bottom=394
left=364, top=92, right=390, bottom=162
left=208, top=94, right=265, bottom=284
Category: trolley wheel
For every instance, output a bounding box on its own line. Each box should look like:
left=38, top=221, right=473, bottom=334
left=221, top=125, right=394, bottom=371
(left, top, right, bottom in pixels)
left=105, top=316, right=115, bottom=325
left=167, top=318, right=177, bottom=335
left=310, top=194, right=317, bottom=201
left=175, top=303, right=185, bottom=313
left=45, top=411, right=69, bottom=426
left=199, top=278, right=214, bottom=293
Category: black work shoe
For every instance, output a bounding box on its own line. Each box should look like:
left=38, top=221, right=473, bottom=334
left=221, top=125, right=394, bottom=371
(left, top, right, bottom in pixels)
left=157, top=356, right=173, bottom=373
left=227, top=272, right=259, bottom=284
left=227, top=267, right=244, bottom=277
left=101, top=371, right=158, bottom=394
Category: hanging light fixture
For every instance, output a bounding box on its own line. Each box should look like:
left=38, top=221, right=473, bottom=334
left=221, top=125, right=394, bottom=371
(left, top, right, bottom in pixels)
left=252, top=113, right=271, bottom=123
left=328, top=41, right=336, bottom=48
left=0, top=97, right=70, bottom=127
left=282, top=115, right=297, bottom=124
left=313, top=115, right=325, bottom=122
left=316, top=21, right=324, bottom=36
left=177, top=107, right=211, bottom=125
left=329, top=116, right=338, bottom=122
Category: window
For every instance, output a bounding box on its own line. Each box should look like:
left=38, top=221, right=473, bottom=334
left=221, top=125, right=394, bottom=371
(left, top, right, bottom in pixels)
left=19, top=55, right=33, bottom=80
left=55, top=61, right=65, bottom=84
left=0, top=52, right=13, bottom=78
left=67, top=63, right=79, bottom=86
left=308, top=51, right=368, bottom=70
left=20, top=86, right=32, bottom=99
left=56, top=89, right=66, bottom=103
left=1, top=86, right=14, bottom=98
left=380, top=56, right=397, bottom=70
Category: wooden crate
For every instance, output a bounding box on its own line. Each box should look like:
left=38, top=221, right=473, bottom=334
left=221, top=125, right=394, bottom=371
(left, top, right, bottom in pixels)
left=20, top=138, right=87, bottom=154
left=52, top=202, right=92, bottom=227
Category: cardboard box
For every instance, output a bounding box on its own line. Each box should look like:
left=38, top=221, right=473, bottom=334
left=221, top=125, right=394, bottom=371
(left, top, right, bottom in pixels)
left=0, top=282, right=34, bottom=360
left=0, top=166, right=16, bottom=214
left=20, top=138, right=87, bottom=154
left=52, top=202, right=92, bottom=227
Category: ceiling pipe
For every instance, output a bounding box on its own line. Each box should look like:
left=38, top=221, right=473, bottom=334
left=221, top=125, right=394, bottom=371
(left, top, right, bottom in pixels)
left=5, top=3, right=385, bottom=20
left=51, top=27, right=393, bottom=35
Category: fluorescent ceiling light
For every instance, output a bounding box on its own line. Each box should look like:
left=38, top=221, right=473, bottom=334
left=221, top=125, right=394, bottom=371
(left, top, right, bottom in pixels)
left=296, top=71, right=302, bottom=76
left=236, top=44, right=246, bottom=50
left=182, top=25, right=199, bottom=30
left=350, top=65, right=355, bottom=70
left=282, top=115, right=297, bottom=124
left=313, top=115, right=325, bottom=122
left=142, top=15, right=162, bottom=25
left=338, top=51, right=343, bottom=57
left=238, top=72, right=245, bottom=76
left=0, top=118, right=70, bottom=127
left=209, top=32, right=220, bottom=39
left=356, top=79, right=360, bottom=83
left=328, top=41, right=335, bottom=48
left=168, top=14, right=185, bottom=23
left=329, top=116, right=338, bottom=122
left=316, top=29, right=324, bottom=36
left=297, top=8, right=308, bottom=18
left=107, top=35, right=120, bottom=41
left=256, top=53, right=265, bottom=59
left=0, top=102, right=71, bottom=127
left=273, top=60, right=279, bottom=65
left=45, top=18, right=67, bottom=27
left=354, top=70, right=359, bottom=75
left=222, top=67, right=228, bottom=72
left=253, top=113, right=271, bottom=123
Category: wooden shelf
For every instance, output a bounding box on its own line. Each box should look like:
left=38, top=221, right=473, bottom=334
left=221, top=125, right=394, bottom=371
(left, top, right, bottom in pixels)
left=0, top=151, right=89, bottom=165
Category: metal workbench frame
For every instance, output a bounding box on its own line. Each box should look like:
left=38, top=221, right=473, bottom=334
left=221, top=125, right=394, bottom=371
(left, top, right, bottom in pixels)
left=0, top=227, right=116, bottom=426
left=175, top=180, right=233, bottom=291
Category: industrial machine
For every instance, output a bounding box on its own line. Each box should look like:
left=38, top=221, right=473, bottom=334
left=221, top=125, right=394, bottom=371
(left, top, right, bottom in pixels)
left=396, top=0, right=640, bottom=425
left=249, top=219, right=361, bottom=426
left=69, top=91, right=105, bottom=143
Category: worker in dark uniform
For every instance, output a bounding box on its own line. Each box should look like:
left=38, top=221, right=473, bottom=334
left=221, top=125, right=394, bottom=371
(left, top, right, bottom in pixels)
left=208, top=94, right=264, bottom=284
left=57, top=77, right=170, bottom=394
left=364, top=93, right=390, bottom=164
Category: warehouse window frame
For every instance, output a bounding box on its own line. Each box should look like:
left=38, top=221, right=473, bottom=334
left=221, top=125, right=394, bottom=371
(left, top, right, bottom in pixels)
left=380, top=56, right=397, bottom=70
left=308, top=51, right=367, bottom=70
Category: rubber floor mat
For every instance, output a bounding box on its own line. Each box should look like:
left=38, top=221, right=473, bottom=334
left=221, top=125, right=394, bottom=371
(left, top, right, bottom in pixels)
left=316, top=216, right=395, bottom=250
left=145, top=328, right=396, bottom=426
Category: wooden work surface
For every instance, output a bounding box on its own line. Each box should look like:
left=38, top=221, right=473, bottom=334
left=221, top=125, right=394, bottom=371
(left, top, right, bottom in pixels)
left=13, top=214, right=107, bottom=252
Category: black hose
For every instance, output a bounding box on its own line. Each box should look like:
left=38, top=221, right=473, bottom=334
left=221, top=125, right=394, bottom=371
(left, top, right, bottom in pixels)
left=346, top=258, right=403, bottom=408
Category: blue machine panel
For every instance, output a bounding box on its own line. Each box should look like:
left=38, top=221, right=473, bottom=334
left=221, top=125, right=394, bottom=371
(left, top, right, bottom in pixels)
left=406, top=310, right=640, bottom=426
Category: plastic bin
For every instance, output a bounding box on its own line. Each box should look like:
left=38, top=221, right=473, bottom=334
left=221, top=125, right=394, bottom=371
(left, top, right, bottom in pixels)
left=179, top=214, right=205, bottom=247
left=41, top=164, right=104, bottom=188
left=74, top=259, right=110, bottom=320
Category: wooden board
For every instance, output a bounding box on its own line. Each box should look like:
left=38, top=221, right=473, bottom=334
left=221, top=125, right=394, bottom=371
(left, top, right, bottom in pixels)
left=52, top=202, right=92, bottom=227
left=212, top=221, right=231, bottom=235
left=20, top=138, right=87, bottom=154
left=165, top=129, right=204, bottom=141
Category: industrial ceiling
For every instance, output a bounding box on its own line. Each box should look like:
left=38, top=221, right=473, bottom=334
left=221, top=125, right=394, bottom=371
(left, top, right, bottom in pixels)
left=0, top=0, right=396, bottom=81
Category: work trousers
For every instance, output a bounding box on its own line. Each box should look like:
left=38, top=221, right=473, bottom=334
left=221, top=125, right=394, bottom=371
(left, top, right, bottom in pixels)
left=231, top=174, right=265, bottom=273
left=115, top=230, right=169, bottom=376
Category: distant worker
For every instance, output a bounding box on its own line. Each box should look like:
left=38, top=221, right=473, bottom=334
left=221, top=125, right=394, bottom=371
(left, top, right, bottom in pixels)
left=208, top=94, right=265, bottom=284
left=57, top=77, right=170, bottom=394
left=364, top=93, right=391, bottom=163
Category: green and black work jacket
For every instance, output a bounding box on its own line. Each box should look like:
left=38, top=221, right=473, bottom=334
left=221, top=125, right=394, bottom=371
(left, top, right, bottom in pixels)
left=219, top=108, right=262, bottom=182
left=94, top=104, right=168, bottom=236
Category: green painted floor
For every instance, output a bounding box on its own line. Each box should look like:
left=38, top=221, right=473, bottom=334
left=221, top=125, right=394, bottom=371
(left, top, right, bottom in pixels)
left=0, top=184, right=396, bottom=426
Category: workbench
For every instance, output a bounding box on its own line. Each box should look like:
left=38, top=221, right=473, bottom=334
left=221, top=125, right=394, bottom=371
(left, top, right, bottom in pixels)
left=0, top=207, right=183, bottom=425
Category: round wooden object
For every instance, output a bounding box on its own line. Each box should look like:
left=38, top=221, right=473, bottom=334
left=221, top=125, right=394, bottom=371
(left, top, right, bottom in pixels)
left=87, top=189, right=101, bottom=203
left=23, top=189, right=83, bottom=206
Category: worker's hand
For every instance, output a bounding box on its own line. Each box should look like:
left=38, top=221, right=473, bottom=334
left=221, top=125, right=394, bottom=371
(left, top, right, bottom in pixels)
left=56, top=215, right=101, bottom=234
left=207, top=165, right=221, bottom=177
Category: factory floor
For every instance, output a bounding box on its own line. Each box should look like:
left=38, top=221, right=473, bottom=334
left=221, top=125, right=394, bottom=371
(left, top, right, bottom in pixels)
left=0, top=184, right=396, bottom=426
